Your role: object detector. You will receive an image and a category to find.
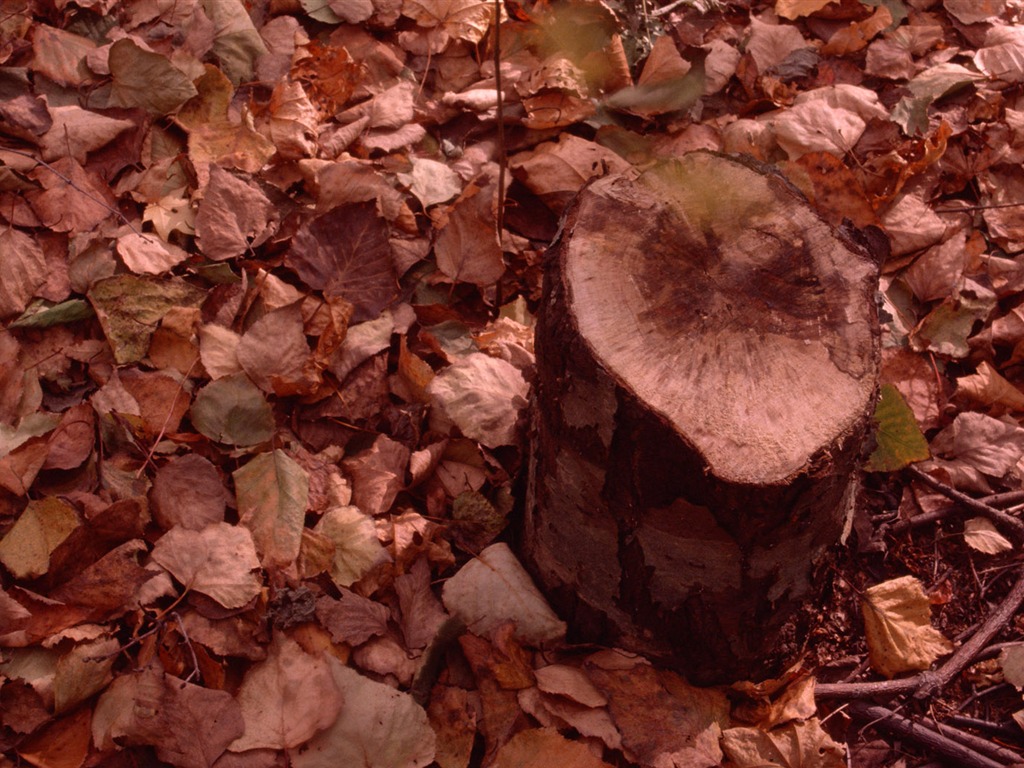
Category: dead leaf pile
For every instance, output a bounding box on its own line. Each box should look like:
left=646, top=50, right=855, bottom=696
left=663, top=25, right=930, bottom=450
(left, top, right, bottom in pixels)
left=3, top=0, right=1024, bottom=765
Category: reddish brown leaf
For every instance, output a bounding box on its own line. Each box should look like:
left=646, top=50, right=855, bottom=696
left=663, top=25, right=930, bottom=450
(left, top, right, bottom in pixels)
left=285, top=202, right=398, bottom=322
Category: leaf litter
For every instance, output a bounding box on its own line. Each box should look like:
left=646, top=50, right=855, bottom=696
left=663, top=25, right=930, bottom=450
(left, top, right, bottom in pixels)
left=3, top=0, right=1024, bottom=766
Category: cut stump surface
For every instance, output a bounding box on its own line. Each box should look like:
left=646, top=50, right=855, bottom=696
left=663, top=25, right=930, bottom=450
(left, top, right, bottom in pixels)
left=525, top=152, right=883, bottom=683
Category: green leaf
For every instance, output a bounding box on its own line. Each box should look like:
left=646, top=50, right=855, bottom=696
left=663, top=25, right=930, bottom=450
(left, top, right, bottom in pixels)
left=866, top=384, right=930, bottom=472
left=190, top=373, right=274, bottom=446
left=10, top=299, right=94, bottom=329
left=88, top=275, right=205, bottom=364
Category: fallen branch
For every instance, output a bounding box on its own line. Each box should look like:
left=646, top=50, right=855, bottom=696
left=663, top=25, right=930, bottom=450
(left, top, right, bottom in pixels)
left=914, top=565, right=1024, bottom=701
left=905, top=465, right=1024, bottom=544
left=847, top=701, right=1017, bottom=768
left=816, top=566, right=1024, bottom=702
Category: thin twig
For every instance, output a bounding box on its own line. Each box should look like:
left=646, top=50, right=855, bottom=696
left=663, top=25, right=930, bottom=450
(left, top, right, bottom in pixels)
left=906, top=465, right=1024, bottom=545
left=817, top=566, right=1024, bottom=702
left=1, top=145, right=143, bottom=236
left=492, top=0, right=506, bottom=239
left=934, top=201, right=1024, bottom=213
left=847, top=701, right=1014, bottom=768
left=914, top=566, right=1024, bottom=701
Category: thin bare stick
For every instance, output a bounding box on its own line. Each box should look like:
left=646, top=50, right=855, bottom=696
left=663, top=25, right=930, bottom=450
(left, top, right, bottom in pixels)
left=914, top=565, right=1024, bottom=701
left=906, top=464, right=1024, bottom=544
left=847, top=701, right=1016, bottom=768
left=492, top=0, right=506, bottom=239
left=1, top=146, right=143, bottom=236
left=817, top=566, right=1024, bottom=703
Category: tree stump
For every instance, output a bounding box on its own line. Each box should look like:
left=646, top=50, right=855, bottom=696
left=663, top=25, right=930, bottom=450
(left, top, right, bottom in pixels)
left=524, top=152, right=883, bottom=683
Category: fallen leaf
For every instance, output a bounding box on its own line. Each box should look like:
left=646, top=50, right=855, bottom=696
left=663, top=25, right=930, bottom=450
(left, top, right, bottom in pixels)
left=92, top=666, right=244, bottom=768
left=584, top=653, right=727, bottom=768
left=190, top=373, right=275, bottom=446
left=861, top=575, right=954, bottom=678
left=427, top=353, right=529, bottom=449
left=0, top=497, right=79, bottom=579
left=998, top=643, right=1024, bottom=689
left=0, top=227, right=48, bottom=317
left=290, top=656, right=436, bottom=768
left=195, top=165, right=278, bottom=261
left=315, top=504, right=390, bottom=588
left=442, top=542, right=566, bottom=645
left=88, top=275, right=206, bottom=365
left=235, top=449, right=310, bottom=570
left=721, top=719, right=845, bottom=768
left=963, top=517, right=1013, bottom=555
left=866, top=384, right=930, bottom=472
left=107, top=39, right=198, bottom=115
left=492, top=728, right=614, bottom=768
left=150, top=522, right=263, bottom=609
left=151, top=454, right=229, bottom=531
left=229, top=632, right=344, bottom=751
left=286, top=202, right=398, bottom=322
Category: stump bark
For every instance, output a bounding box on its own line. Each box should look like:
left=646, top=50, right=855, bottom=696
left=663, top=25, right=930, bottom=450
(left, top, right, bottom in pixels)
left=524, top=152, right=883, bottom=683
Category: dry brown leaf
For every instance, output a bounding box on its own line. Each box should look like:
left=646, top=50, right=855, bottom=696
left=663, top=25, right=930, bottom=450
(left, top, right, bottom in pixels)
left=150, top=522, right=262, bottom=609
left=427, top=353, right=529, bottom=449
left=195, top=165, right=278, bottom=261
left=862, top=576, right=954, bottom=678
left=721, top=719, right=845, bottom=767
left=229, top=632, right=344, bottom=752
left=93, top=666, right=245, bottom=768
left=492, top=728, right=614, bottom=768
left=151, top=454, right=229, bottom=531
left=584, top=653, right=727, bottom=768
left=286, top=203, right=398, bottom=322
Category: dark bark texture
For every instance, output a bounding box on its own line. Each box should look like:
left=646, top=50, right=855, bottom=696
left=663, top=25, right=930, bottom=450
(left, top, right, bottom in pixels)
left=524, top=152, right=884, bottom=683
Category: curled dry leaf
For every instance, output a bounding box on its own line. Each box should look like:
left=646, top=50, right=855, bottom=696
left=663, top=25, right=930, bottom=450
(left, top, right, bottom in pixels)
left=962, top=517, right=1013, bottom=555
left=861, top=575, right=954, bottom=678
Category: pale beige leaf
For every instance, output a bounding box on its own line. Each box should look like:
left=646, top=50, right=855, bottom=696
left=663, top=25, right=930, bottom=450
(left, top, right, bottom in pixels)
left=862, top=576, right=954, bottom=678
left=291, top=656, right=435, bottom=768
left=199, top=324, right=243, bottom=379
left=535, top=664, right=608, bottom=708
left=150, top=522, right=262, bottom=608
left=963, top=517, right=1013, bottom=555
left=399, top=157, right=462, bottom=209
left=314, top=504, right=390, bottom=588
left=116, top=232, right=189, bottom=275
left=721, top=720, right=845, bottom=768
left=998, top=643, right=1024, bottom=689
left=776, top=0, right=833, bottom=19
left=427, top=353, right=529, bottom=449
left=442, top=542, right=566, bottom=645
left=229, top=633, right=343, bottom=751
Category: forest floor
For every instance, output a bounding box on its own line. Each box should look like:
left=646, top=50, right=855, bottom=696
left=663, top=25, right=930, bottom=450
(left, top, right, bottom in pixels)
left=3, top=0, right=1024, bottom=766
